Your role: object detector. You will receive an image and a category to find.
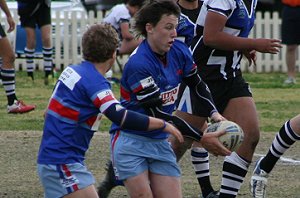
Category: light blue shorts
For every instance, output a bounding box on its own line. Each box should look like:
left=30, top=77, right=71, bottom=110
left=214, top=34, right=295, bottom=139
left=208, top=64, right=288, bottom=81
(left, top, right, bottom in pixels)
left=111, top=131, right=181, bottom=181
left=37, top=163, right=95, bottom=198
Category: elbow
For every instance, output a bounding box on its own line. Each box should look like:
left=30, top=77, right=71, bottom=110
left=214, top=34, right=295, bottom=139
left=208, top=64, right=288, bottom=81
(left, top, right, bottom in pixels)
left=203, top=35, right=216, bottom=47
left=122, top=33, right=134, bottom=41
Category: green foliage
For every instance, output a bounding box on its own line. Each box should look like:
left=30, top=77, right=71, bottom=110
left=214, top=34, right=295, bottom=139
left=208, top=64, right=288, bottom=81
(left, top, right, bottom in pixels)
left=0, top=71, right=298, bottom=132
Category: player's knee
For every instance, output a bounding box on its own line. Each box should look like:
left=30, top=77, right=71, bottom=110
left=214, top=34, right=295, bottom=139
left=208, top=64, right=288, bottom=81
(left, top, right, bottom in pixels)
left=243, top=128, right=260, bottom=150
left=2, top=53, right=15, bottom=68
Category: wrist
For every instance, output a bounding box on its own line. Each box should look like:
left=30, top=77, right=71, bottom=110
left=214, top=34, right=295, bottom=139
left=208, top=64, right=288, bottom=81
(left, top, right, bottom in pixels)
left=160, top=121, right=167, bottom=131
left=210, top=109, right=218, bottom=117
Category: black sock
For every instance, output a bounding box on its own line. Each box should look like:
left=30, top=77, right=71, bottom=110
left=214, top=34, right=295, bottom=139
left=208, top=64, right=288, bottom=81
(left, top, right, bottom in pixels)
left=27, top=72, right=34, bottom=80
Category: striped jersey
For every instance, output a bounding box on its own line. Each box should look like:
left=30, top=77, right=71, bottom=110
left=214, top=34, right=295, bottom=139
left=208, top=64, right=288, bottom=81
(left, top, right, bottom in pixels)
left=191, top=0, right=257, bottom=80
left=37, top=61, right=119, bottom=164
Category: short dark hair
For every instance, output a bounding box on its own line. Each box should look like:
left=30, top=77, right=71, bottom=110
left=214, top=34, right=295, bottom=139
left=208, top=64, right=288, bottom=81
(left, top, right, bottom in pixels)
left=82, top=23, right=119, bottom=63
left=134, top=0, right=181, bottom=37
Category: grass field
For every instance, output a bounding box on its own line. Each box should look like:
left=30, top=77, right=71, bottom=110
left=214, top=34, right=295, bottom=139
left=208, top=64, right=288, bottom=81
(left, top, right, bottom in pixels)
left=0, top=71, right=299, bottom=197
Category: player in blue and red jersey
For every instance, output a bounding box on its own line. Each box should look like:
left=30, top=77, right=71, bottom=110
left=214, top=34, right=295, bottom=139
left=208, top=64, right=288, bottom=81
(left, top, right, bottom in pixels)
left=109, top=1, right=231, bottom=197
left=36, top=23, right=183, bottom=198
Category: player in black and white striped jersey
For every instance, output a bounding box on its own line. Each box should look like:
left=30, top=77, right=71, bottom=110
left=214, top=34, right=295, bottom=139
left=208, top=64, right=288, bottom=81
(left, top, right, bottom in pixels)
left=188, top=0, right=281, bottom=197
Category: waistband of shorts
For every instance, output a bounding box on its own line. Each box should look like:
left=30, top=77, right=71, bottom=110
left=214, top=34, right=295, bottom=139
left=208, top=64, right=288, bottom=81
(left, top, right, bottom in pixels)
left=120, top=131, right=168, bottom=142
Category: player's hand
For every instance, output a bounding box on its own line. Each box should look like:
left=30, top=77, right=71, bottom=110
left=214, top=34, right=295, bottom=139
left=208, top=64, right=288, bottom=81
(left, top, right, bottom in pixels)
left=200, top=129, right=231, bottom=156
left=243, top=50, right=257, bottom=67
left=253, top=38, right=282, bottom=54
left=163, top=122, right=184, bottom=143
left=210, top=111, right=226, bottom=123
left=6, top=16, right=15, bottom=33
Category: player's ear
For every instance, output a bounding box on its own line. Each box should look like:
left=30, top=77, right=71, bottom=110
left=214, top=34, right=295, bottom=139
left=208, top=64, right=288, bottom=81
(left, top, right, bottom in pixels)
left=108, top=51, right=117, bottom=71
left=146, top=23, right=153, bottom=34
left=112, top=50, right=117, bottom=60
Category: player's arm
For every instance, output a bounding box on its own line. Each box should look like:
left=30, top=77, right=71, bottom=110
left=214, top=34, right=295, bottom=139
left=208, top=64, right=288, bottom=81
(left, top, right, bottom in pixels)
left=136, top=80, right=203, bottom=142
left=103, top=103, right=183, bottom=142
left=0, top=0, right=15, bottom=32
left=183, top=67, right=224, bottom=122
left=119, top=20, right=135, bottom=41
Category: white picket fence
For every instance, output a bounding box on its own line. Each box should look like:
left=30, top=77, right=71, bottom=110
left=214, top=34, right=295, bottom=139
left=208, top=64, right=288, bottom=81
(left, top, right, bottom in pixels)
left=1, top=10, right=299, bottom=73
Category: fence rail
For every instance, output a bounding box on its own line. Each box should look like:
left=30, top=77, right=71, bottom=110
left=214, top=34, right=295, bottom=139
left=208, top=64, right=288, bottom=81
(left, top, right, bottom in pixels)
left=1, top=10, right=299, bottom=73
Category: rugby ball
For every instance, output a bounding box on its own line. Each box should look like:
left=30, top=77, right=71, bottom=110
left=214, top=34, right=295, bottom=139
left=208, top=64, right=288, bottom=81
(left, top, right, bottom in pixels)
left=206, top=120, right=244, bottom=151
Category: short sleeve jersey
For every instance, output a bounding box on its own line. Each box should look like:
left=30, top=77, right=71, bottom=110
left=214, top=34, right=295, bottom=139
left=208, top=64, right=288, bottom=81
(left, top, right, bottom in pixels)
left=191, top=0, right=257, bottom=80
left=37, top=61, right=120, bottom=165
left=103, top=4, right=131, bottom=38
left=110, top=40, right=197, bottom=139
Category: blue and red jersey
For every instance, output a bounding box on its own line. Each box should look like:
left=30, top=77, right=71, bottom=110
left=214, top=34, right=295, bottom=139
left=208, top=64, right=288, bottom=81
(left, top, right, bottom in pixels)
left=110, top=39, right=196, bottom=139
left=38, top=61, right=120, bottom=164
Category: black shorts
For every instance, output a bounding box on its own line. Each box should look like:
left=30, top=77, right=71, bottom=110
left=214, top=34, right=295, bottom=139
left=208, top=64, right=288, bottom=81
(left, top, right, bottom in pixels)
left=0, top=24, right=6, bottom=38
left=18, top=2, right=51, bottom=28
left=177, top=75, right=252, bottom=116
left=281, top=5, right=300, bottom=45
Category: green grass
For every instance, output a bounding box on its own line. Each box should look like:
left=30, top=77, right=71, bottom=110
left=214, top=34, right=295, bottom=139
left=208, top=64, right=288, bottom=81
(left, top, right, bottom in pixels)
left=244, top=72, right=300, bottom=132
left=0, top=71, right=298, bottom=132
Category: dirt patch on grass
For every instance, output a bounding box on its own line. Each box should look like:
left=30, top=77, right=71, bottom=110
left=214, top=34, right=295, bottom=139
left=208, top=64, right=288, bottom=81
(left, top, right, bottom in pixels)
left=0, top=131, right=299, bottom=197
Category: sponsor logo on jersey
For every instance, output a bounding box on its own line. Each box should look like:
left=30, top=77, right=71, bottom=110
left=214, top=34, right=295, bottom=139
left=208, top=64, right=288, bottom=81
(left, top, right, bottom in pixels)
left=140, top=76, right=155, bottom=89
left=161, top=85, right=179, bottom=106
left=59, top=67, right=81, bottom=90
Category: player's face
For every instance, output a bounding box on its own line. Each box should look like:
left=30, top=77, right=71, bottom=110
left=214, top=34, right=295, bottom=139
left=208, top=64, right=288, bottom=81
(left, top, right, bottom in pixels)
left=146, top=14, right=178, bottom=55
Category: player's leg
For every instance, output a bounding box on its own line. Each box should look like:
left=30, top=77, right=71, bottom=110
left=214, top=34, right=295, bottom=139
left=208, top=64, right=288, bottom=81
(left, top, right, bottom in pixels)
left=173, top=111, right=217, bottom=198
left=111, top=131, right=157, bottom=197
left=64, top=185, right=98, bottom=198
left=150, top=173, right=182, bottom=198
left=123, top=171, right=153, bottom=198
left=284, top=44, right=297, bottom=84
left=281, top=5, right=300, bottom=84
left=40, top=24, right=53, bottom=85
left=219, top=96, right=259, bottom=197
left=97, top=160, right=124, bottom=198
left=38, top=3, right=53, bottom=85
left=38, top=163, right=98, bottom=198
left=174, top=85, right=216, bottom=198
left=0, top=27, right=35, bottom=113
left=97, top=131, right=125, bottom=198
left=24, top=27, right=36, bottom=80
left=147, top=135, right=182, bottom=198
left=250, top=114, right=300, bottom=197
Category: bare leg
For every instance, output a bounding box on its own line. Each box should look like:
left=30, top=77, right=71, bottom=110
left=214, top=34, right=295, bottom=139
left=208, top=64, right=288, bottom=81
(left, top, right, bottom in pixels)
left=150, top=173, right=182, bottom=198
left=123, top=170, right=153, bottom=198
left=284, top=44, right=298, bottom=84
left=219, top=97, right=260, bottom=197
left=64, top=185, right=98, bottom=198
